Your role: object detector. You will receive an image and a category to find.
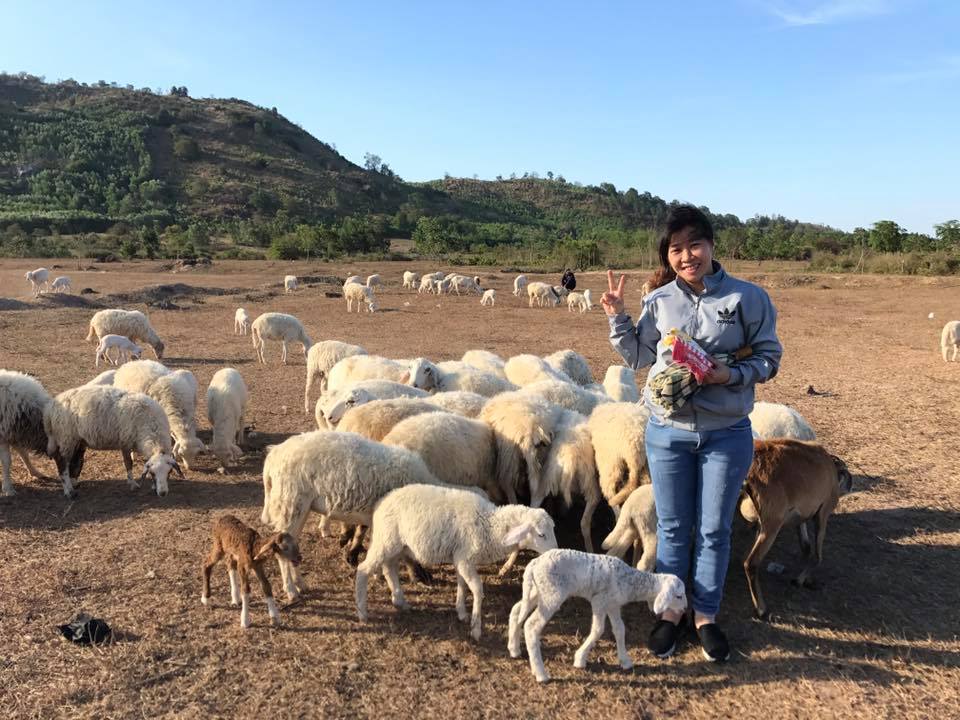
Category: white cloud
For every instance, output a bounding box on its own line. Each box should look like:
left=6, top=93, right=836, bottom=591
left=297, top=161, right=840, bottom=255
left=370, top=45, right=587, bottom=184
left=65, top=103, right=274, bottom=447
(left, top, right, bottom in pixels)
left=764, top=0, right=892, bottom=26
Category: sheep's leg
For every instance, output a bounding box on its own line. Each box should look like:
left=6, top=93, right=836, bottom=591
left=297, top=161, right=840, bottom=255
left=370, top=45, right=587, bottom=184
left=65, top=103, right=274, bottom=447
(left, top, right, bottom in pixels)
left=304, top=372, right=315, bottom=414
left=253, top=564, right=281, bottom=625
left=317, top=514, right=331, bottom=538
left=456, top=561, right=484, bottom=641
left=743, top=519, right=783, bottom=620
left=523, top=605, right=556, bottom=683
left=277, top=505, right=311, bottom=602
left=281, top=341, right=288, bottom=365
left=200, top=540, right=223, bottom=605
left=345, top=525, right=368, bottom=567
left=508, top=584, right=539, bottom=658
left=0, top=444, right=13, bottom=497
left=16, top=449, right=45, bottom=480
left=573, top=604, right=608, bottom=670
left=498, top=550, right=520, bottom=577
left=580, top=494, right=599, bottom=553
left=455, top=571, right=469, bottom=622
left=355, top=552, right=382, bottom=622
left=228, top=559, right=241, bottom=605
left=121, top=449, right=136, bottom=488
left=607, top=606, right=633, bottom=670
left=383, top=557, right=409, bottom=610
left=637, top=532, right=658, bottom=573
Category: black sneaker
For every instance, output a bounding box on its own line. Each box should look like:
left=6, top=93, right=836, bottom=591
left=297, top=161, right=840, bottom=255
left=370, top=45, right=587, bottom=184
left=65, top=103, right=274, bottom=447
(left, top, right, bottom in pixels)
left=648, top=615, right=688, bottom=658
left=695, top=623, right=731, bottom=662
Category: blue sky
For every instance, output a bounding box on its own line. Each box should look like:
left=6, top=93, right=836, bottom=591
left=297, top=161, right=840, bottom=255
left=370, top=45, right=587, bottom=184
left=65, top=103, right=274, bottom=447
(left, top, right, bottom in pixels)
left=2, top=1, right=957, bottom=234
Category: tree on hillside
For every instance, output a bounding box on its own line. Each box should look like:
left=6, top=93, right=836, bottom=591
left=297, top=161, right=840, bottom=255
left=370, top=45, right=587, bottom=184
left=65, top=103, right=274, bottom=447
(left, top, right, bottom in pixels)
left=169, top=86, right=189, bottom=97
left=869, top=220, right=904, bottom=253
left=363, top=153, right=382, bottom=172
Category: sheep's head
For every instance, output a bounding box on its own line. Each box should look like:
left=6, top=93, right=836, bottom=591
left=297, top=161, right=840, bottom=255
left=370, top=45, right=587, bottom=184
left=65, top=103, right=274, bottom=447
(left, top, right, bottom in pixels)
left=407, top=358, right=438, bottom=392
left=832, top=455, right=853, bottom=495
left=173, top=437, right=206, bottom=469
left=140, top=452, right=183, bottom=497
left=130, top=345, right=143, bottom=360
left=367, top=299, right=379, bottom=312
left=321, top=388, right=372, bottom=426
left=651, top=574, right=688, bottom=616
left=254, top=532, right=302, bottom=566
left=502, top=509, right=557, bottom=555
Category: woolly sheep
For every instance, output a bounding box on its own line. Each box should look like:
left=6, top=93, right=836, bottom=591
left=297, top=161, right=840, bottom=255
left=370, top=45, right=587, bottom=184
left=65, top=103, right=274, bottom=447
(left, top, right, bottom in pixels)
left=260, top=431, right=443, bottom=600
left=86, top=309, right=165, bottom=359
left=43, top=385, right=183, bottom=497
left=325, top=354, right=408, bottom=395
left=552, top=285, right=570, bottom=299
left=460, top=349, right=506, bottom=378
left=601, top=485, right=657, bottom=572
left=95, top=334, right=142, bottom=368
left=566, top=292, right=588, bottom=313
left=402, top=271, right=420, bottom=289
left=207, top=368, right=248, bottom=467
left=86, top=369, right=116, bottom=386
left=587, top=402, right=650, bottom=508
left=407, top=358, right=516, bottom=397
left=50, top=276, right=71, bottom=293
left=356, top=483, right=557, bottom=640
left=315, top=380, right=429, bottom=429
left=450, top=275, right=482, bottom=296
left=0, top=370, right=53, bottom=497
left=941, top=321, right=959, bottom=361
left=304, top=340, right=367, bottom=412
left=507, top=549, right=687, bottom=682
left=434, top=278, right=453, bottom=294
left=344, top=282, right=378, bottom=313
left=504, top=354, right=572, bottom=387
left=337, top=398, right=444, bottom=441
left=25, top=267, right=50, bottom=296
left=418, top=275, right=436, bottom=294
left=543, top=349, right=594, bottom=386
left=366, top=273, right=382, bottom=288
left=344, top=275, right=362, bottom=286
left=603, top=366, right=640, bottom=403
left=234, top=308, right=250, bottom=336
left=284, top=275, right=298, bottom=293
left=518, top=380, right=607, bottom=416
left=113, top=360, right=205, bottom=470
left=425, top=390, right=488, bottom=417
left=513, top=274, right=528, bottom=296
left=481, top=289, right=496, bottom=307
left=251, top=312, right=312, bottom=365
left=527, top=281, right=561, bottom=308
left=749, top=401, right=816, bottom=441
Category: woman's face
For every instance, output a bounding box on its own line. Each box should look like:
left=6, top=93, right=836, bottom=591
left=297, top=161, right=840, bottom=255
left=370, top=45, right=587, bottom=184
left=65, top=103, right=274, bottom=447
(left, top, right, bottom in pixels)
left=667, top=226, right=714, bottom=288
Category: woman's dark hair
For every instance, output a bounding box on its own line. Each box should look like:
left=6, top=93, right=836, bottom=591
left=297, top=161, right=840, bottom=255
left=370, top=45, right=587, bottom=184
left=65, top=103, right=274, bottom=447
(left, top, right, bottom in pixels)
left=648, top=204, right=715, bottom=290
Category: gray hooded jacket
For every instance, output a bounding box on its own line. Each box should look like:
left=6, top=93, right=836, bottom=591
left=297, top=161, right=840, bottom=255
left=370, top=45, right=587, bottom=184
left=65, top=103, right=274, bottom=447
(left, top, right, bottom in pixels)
left=608, top=263, right=782, bottom=431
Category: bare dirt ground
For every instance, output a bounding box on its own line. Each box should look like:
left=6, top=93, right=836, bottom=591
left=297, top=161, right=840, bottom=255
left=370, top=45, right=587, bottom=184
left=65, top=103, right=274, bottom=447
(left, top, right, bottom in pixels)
left=0, top=258, right=957, bottom=719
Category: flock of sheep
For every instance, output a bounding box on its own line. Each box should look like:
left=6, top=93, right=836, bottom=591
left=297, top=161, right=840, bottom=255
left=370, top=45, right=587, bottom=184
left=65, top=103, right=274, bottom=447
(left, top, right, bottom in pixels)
left=1, top=267, right=858, bottom=682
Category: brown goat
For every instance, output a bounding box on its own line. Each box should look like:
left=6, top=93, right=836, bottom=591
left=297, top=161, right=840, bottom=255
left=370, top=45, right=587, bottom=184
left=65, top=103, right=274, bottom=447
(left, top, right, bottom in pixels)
left=201, top=514, right=302, bottom=629
left=741, top=439, right=853, bottom=619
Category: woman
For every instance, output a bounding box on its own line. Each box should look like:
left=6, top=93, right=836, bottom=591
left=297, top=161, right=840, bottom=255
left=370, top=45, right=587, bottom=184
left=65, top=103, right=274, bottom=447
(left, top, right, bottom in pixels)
left=601, top=205, right=782, bottom=662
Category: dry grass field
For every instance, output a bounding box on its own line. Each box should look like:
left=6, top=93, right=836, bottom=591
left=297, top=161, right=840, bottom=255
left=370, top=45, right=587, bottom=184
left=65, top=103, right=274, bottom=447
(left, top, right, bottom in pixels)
left=1, top=258, right=958, bottom=719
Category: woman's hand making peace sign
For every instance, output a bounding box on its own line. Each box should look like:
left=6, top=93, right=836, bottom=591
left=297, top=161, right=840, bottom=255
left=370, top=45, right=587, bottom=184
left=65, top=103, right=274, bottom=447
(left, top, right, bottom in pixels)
left=601, top=270, right=626, bottom=317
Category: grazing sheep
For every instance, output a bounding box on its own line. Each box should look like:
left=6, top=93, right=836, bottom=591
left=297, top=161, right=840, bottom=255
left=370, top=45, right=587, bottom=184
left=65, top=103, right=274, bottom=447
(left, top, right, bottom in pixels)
left=460, top=349, right=506, bottom=378
left=941, top=320, right=960, bottom=361
left=234, top=308, right=250, bottom=336
left=344, top=275, right=362, bottom=286
left=513, top=274, right=528, bottom=296
left=24, top=267, right=50, bottom=296
left=527, top=281, right=561, bottom=308
left=402, top=271, right=420, bottom=289
left=426, top=390, right=488, bottom=417
left=325, top=354, right=409, bottom=395
left=207, top=369, right=248, bottom=467
left=304, top=340, right=367, bottom=412
left=338, top=398, right=444, bottom=441
left=601, top=485, right=657, bottom=572
left=418, top=275, right=436, bottom=294
left=507, top=549, right=687, bottom=682
left=587, top=402, right=650, bottom=509
left=566, top=292, right=588, bottom=313
left=519, top=380, right=608, bottom=416
left=406, top=358, right=516, bottom=397
left=355, top=483, right=558, bottom=640
left=94, top=334, right=143, bottom=367
left=434, top=278, right=453, bottom=295
left=450, top=275, right=482, bottom=296
left=344, top=282, right=378, bottom=313
left=50, top=276, right=72, bottom=294
left=504, top=354, right=572, bottom=387
left=0, top=370, right=53, bottom=497
left=366, top=273, right=382, bottom=288
left=603, top=366, right=640, bottom=403
left=201, top=514, right=302, bottom=629
left=543, top=349, right=594, bottom=386
left=86, top=309, right=165, bottom=359
left=251, top=312, right=312, bottom=365
left=284, top=275, right=298, bottom=293
left=741, top=440, right=853, bottom=619
left=749, top=401, right=816, bottom=441
left=315, top=380, right=428, bottom=429
left=260, top=431, right=444, bottom=601
left=481, top=289, right=496, bottom=306
left=43, top=385, right=183, bottom=497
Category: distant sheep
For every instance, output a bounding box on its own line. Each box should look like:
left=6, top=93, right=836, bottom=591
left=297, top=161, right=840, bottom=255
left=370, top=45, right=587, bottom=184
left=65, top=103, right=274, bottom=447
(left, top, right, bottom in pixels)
left=207, top=368, right=248, bottom=467
left=86, top=309, right=165, bottom=359
left=344, top=282, right=378, bottom=313
left=50, top=276, right=72, bottom=294
left=0, top=370, right=53, bottom=497
left=513, top=274, right=528, bottom=296
left=251, top=312, right=312, bottom=365
left=543, top=349, right=593, bottom=386
left=94, top=334, right=142, bottom=367
left=234, top=308, right=250, bottom=336
left=402, top=271, right=420, bottom=289
left=366, top=274, right=382, bottom=288
left=481, top=289, right=496, bottom=306
left=941, top=321, right=960, bottom=361
left=344, top=275, right=362, bottom=286
left=304, top=340, right=367, bottom=412
left=25, top=268, right=50, bottom=296
left=418, top=275, right=436, bottom=294
left=284, top=275, right=298, bottom=293
left=527, top=282, right=561, bottom=308
left=603, top=366, right=640, bottom=403
left=566, top=292, right=588, bottom=313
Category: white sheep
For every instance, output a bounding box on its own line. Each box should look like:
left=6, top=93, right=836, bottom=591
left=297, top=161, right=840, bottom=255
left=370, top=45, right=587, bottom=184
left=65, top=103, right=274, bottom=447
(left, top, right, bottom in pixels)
left=251, top=312, right=312, bottom=365
left=543, top=349, right=594, bottom=386
left=43, top=385, right=183, bottom=497
left=337, top=398, right=444, bottom=441
left=304, top=340, right=367, bottom=412
left=344, top=282, right=378, bottom=313
left=0, top=370, right=54, bottom=497
left=406, top=358, right=516, bottom=397
left=507, top=549, right=687, bottom=682
left=85, top=369, right=117, bottom=386
left=450, top=275, right=482, bottom=296
left=503, top=354, right=570, bottom=387
left=566, top=292, right=588, bottom=313
left=50, top=276, right=72, bottom=294
left=325, top=354, right=409, bottom=395
left=425, top=390, right=488, bottom=417
left=603, top=366, right=640, bottom=403
left=284, top=275, right=298, bottom=293
left=86, top=309, right=165, bottom=359
left=481, top=289, right=496, bottom=307
left=206, top=368, right=248, bottom=467
left=402, top=271, right=420, bottom=289
left=941, top=321, right=959, bottom=361
left=601, top=485, right=657, bottom=572
left=234, top=308, right=250, bottom=335
left=315, top=380, right=428, bottom=429
left=355, top=483, right=558, bottom=640
left=94, top=334, right=143, bottom=367
left=587, top=402, right=650, bottom=509
left=24, top=267, right=50, bottom=296
left=518, top=380, right=608, bottom=416
left=366, top=273, right=382, bottom=288
left=749, top=401, right=816, bottom=441
left=527, top=281, right=561, bottom=308
left=513, top=274, right=528, bottom=296
left=344, top=275, right=362, bottom=286
left=433, top=278, right=452, bottom=294
left=418, top=275, right=436, bottom=294
left=260, top=431, right=444, bottom=600
left=113, top=360, right=206, bottom=470
left=460, top=349, right=506, bottom=378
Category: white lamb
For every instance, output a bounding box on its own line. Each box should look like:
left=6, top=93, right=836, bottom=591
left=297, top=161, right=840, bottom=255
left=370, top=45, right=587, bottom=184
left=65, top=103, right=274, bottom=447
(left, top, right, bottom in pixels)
left=566, top=292, right=588, bottom=313
left=284, top=275, right=298, bottom=293
left=86, top=309, right=165, bottom=359
left=315, top=380, right=428, bottom=429
left=406, top=358, right=516, bottom=397
left=513, top=274, right=528, bottom=297
left=251, top=312, right=312, bottom=365
left=234, top=308, right=250, bottom=336
left=519, top=380, right=607, bottom=416
left=434, top=278, right=452, bottom=294
left=588, top=402, right=650, bottom=509
left=601, top=485, right=657, bottom=572
left=527, top=281, right=561, bottom=308
left=207, top=368, right=248, bottom=467
left=402, top=271, right=420, bottom=289
left=355, top=483, right=558, bottom=640
left=50, top=276, right=72, bottom=294
left=0, top=370, right=53, bottom=497
left=418, top=275, right=436, bottom=294
left=43, top=385, right=182, bottom=497
left=940, top=320, right=959, bottom=361
left=366, top=274, right=382, bottom=288
left=460, top=349, right=506, bottom=378
left=325, top=354, right=409, bottom=395
left=304, top=340, right=367, bottom=412
left=543, top=349, right=594, bottom=386
left=344, top=282, right=378, bottom=313
left=25, top=268, right=50, bottom=296
left=603, top=366, right=640, bottom=403
left=481, top=289, right=496, bottom=307
left=749, top=401, right=816, bottom=441
left=94, top=334, right=142, bottom=367
left=504, top=354, right=572, bottom=387
left=507, top=549, right=687, bottom=682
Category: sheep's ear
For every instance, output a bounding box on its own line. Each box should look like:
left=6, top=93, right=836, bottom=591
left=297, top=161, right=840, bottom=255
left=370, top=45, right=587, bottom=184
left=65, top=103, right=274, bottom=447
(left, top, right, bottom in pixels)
left=502, top=524, right=531, bottom=547
left=399, top=371, right=410, bottom=384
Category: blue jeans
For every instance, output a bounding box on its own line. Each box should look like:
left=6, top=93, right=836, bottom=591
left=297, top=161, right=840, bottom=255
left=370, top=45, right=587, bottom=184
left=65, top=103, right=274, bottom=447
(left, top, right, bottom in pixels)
left=645, top=416, right=754, bottom=617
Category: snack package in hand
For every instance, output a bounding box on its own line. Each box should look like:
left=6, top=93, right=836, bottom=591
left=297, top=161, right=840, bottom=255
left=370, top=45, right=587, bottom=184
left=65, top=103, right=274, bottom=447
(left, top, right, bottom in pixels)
left=664, top=329, right=716, bottom=384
